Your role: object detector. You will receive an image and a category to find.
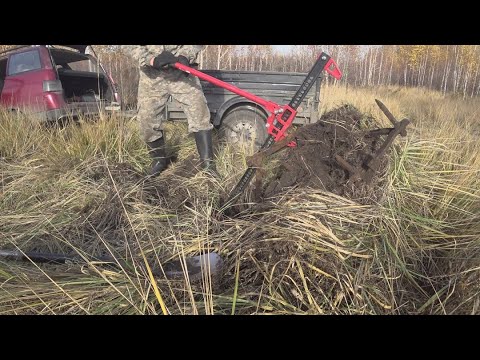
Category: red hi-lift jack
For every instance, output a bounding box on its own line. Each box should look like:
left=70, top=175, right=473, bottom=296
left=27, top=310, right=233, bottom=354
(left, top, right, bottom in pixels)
left=173, top=52, right=342, bottom=206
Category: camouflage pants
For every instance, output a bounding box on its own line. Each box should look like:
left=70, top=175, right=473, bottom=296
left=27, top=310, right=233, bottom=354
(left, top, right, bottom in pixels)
left=136, top=68, right=213, bottom=143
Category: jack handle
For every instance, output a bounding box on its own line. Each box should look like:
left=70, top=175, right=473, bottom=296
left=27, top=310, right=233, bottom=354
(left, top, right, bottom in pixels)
left=325, top=58, right=342, bottom=80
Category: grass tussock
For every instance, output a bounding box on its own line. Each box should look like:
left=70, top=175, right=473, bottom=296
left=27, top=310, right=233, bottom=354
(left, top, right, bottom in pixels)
left=0, top=85, right=479, bottom=315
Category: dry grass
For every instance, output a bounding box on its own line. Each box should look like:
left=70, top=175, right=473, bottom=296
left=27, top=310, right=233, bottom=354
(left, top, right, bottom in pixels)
left=0, top=85, right=479, bottom=315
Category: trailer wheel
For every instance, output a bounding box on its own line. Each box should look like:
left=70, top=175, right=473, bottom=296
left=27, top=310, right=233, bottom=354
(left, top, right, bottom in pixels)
left=219, top=105, right=268, bottom=151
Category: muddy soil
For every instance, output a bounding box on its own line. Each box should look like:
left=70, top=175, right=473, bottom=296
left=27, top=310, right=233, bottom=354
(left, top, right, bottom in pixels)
left=263, top=105, right=390, bottom=204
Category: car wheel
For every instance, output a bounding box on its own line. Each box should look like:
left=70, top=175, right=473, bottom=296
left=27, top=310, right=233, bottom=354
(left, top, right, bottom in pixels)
left=219, top=105, right=268, bottom=151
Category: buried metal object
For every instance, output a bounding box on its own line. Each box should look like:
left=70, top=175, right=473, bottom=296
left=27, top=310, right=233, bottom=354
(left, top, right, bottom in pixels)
left=335, top=99, right=410, bottom=184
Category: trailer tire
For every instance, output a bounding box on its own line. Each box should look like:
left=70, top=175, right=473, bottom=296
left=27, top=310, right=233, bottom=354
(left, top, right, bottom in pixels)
left=219, top=105, right=268, bottom=151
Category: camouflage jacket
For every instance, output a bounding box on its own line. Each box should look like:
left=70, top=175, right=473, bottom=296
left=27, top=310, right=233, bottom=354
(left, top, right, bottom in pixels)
left=121, top=45, right=205, bottom=68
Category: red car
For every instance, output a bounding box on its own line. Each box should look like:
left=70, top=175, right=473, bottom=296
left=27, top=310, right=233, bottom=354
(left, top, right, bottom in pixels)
left=0, top=45, right=120, bottom=122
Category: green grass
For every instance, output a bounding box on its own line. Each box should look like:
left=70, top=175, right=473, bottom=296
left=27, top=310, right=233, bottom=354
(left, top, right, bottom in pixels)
left=0, top=86, right=479, bottom=315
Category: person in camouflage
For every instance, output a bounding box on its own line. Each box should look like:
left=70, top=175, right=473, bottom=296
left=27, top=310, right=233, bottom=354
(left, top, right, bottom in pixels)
left=122, top=45, right=215, bottom=176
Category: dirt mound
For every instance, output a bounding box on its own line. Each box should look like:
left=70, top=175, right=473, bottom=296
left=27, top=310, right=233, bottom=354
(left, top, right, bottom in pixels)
left=263, top=105, right=389, bottom=204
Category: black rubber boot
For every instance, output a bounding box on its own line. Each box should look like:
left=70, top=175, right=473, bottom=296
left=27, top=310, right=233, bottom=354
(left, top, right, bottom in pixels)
left=146, top=132, right=168, bottom=177
left=194, top=129, right=217, bottom=174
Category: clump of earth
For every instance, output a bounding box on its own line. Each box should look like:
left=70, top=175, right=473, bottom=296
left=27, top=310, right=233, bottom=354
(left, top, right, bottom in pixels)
left=263, top=104, right=390, bottom=204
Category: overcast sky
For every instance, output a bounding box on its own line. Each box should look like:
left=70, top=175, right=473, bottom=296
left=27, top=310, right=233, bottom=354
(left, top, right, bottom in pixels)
left=273, top=45, right=293, bottom=53
left=272, top=45, right=372, bottom=55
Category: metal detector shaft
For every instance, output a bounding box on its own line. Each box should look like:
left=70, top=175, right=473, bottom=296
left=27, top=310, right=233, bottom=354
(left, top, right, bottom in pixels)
left=0, top=249, right=76, bottom=264
left=0, top=249, right=223, bottom=280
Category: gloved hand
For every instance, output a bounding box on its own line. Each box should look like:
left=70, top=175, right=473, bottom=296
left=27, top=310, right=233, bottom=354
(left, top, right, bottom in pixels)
left=151, top=51, right=178, bottom=69
left=151, top=51, right=190, bottom=81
